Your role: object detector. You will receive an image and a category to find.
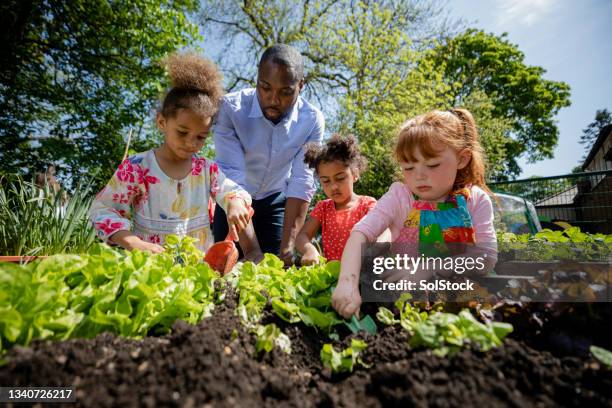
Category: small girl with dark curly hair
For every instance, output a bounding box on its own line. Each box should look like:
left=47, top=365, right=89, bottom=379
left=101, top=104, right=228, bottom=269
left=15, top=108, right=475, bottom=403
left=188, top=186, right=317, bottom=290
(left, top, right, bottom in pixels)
left=295, top=134, right=377, bottom=264
left=90, top=52, right=253, bottom=254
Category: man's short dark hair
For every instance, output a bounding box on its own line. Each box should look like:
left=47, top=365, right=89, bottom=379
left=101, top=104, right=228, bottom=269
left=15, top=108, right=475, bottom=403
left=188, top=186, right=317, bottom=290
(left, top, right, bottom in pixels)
left=258, top=44, right=304, bottom=82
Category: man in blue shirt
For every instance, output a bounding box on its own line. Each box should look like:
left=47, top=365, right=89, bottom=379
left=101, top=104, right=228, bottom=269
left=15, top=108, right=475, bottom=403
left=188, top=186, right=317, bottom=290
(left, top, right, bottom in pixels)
left=213, top=44, right=324, bottom=265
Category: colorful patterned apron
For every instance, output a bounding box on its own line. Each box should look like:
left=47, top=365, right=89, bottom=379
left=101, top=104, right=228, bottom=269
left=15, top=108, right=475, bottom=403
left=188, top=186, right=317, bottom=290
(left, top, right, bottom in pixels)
left=400, top=188, right=476, bottom=256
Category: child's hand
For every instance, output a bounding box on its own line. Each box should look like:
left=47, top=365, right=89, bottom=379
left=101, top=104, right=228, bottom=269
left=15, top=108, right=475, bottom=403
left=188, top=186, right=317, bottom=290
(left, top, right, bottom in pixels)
left=226, top=198, right=251, bottom=239
left=111, top=231, right=164, bottom=254
left=300, top=246, right=320, bottom=266
left=332, top=280, right=362, bottom=319
left=131, top=241, right=165, bottom=254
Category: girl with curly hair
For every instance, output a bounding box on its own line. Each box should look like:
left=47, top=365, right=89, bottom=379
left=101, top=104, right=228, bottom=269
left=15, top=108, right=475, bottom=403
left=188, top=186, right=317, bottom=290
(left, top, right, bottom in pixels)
left=90, top=52, right=255, bottom=255
left=295, top=134, right=377, bottom=264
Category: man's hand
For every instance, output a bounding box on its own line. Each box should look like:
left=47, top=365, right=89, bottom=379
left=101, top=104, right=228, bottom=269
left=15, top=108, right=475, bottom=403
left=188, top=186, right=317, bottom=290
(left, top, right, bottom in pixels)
left=279, top=248, right=294, bottom=267
left=280, top=197, right=309, bottom=267
left=243, top=249, right=264, bottom=264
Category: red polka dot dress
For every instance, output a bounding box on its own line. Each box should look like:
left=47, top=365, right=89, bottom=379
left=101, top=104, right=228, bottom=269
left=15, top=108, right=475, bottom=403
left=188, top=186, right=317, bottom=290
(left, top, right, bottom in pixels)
left=309, top=195, right=377, bottom=261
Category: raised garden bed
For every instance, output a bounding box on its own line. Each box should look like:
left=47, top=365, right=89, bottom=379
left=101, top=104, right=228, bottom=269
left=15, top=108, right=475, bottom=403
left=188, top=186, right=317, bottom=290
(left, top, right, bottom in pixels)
left=0, top=256, right=48, bottom=263
left=1, top=234, right=611, bottom=407
left=2, top=287, right=611, bottom=407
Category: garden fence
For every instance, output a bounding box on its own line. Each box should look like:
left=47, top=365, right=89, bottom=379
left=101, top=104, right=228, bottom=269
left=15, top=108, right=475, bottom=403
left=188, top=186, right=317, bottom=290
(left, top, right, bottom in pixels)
left=489, top=170, right=612, bottom=234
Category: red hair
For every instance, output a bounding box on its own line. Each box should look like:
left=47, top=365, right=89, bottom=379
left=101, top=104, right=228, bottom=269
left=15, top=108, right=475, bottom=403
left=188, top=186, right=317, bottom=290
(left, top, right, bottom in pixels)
left=394, top=108, right=490, bottom=193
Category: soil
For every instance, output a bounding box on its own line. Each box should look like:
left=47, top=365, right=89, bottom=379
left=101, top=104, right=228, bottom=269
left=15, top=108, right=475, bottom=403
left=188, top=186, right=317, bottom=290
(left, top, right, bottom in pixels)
left=1, top=289, right=611, bottom=407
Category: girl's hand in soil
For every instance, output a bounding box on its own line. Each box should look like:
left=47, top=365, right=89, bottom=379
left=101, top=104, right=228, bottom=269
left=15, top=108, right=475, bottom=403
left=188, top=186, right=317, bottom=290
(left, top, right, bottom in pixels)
left=300, top=246, right=320, bottom=266
left=295, top=217, right=322, bottom=266
left=332, top=280, right=361, bottom=319
left=110, top=231, right=164, bottom=254
left=226, top=198, right=251, bottom=239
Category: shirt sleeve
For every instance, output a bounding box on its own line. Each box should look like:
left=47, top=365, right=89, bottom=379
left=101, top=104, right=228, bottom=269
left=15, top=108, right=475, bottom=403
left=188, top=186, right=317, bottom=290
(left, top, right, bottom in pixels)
left=353, top=184, right=403, bottom=241
left=469, top=187, right=497, bottom=244
left=309, top=200, right=326, bottom=221
left=469, top=186, right=498, bottom=264
left=213, top=98, right=247, bottom=189
left=286, top=110, right=325, bottom=201
left=89, top=158, right=142, bottom=243
left=363, top=196, right=377, bottom=212
left=208, top=160, right=252, bottom=212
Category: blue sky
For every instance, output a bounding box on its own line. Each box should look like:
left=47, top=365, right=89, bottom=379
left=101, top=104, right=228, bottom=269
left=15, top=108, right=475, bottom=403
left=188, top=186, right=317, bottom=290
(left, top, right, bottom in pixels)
left=448, top=0, right=612, bottom=178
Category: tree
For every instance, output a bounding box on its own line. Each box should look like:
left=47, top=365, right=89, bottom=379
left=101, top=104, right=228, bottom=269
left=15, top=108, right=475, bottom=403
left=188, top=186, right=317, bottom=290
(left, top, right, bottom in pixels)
left=200, top=2, right=571, bottom=194
left=0, top=0, right=201, bottom=189
left=201, top=0, right=458, bottom=197
left=200, top=0, right=455, bottom=104
left=579, top=108, right=611, bottom=159
left=425, top=29, right=571, bottom=179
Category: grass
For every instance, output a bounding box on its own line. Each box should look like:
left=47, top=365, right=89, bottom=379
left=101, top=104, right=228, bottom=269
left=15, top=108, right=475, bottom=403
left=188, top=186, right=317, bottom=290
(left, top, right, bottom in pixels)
left=0, top=175, right=96, bottom=256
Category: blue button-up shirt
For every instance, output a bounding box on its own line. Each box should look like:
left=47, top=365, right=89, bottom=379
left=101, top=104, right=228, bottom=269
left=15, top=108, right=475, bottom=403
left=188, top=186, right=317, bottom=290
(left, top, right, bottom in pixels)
left=213, top=88, right=324, bottom=201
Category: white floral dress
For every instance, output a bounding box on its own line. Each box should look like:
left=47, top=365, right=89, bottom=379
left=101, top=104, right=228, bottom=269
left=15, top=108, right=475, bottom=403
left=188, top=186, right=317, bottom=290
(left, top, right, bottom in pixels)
left=89, top=150, right=251, bottom=252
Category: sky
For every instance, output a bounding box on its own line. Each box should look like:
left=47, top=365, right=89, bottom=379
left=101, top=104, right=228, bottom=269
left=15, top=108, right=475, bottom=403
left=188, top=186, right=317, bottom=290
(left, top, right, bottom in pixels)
left=448, top=0, right=612, bottom=178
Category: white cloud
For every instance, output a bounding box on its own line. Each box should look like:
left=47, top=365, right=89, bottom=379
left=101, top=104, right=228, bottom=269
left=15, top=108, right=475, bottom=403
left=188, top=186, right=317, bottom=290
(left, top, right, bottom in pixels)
left=495, top=0, right=559, bottom=27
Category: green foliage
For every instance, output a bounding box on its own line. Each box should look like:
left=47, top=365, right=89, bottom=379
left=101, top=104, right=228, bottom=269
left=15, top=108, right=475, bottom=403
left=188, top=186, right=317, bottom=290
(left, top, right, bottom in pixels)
left=425, top=29, right=571, bottom=178
left=0, top=175, right=96, bottom=256
left=377, top=294, right=513, bottom=356
left=320, top=338, right=369, bottom=373
left=251, top=323, right=291, bottom=356
left=232, top=255, right=343, bottom=334
left=497, top=227, right=612, bottom=261
left=579, top=108, right=611, bottom=162
left=0, top=236, right=218, bottom=354
left=0, top=0, right=201, bottom=190
left=202, top=1, right=570, bottom=196
left=590, top=345, right=612, bottom=368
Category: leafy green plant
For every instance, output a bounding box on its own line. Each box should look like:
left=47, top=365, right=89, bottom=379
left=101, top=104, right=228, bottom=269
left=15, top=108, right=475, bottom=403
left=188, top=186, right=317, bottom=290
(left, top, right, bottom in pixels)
left=590, top=345, right=612, bottom=368
left=251, top=323, right=291, bottom=356
left=232, top=255, right=343, bottom=335
left=320, top=339, right=369, bottom=374
left=0, top=175, right=96, bottom=256
left=497, top=228, right=612, bottom=262
left=377, top=294, right=513, bottom=357
left=0, top=236, right=218, bottom=354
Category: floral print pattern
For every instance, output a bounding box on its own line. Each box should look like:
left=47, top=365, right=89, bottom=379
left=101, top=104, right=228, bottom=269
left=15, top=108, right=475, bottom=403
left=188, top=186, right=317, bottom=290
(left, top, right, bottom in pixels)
left=90, top=150, right=250, bottom=251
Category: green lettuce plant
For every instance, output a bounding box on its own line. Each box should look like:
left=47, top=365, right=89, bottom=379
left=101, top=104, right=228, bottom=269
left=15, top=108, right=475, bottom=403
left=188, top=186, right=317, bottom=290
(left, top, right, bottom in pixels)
left=232, top=255, right=343, bottom=335
left=377, top=294, right=513, bottom=356
left=0, top=236, right=218, bottom=354
left=251, top=323, right=291, bottom=356
left=320, top=339, right=369, bottom=374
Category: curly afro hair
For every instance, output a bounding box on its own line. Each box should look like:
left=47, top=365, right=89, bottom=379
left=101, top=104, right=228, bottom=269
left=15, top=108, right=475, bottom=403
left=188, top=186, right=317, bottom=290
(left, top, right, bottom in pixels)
left=304, top=134, right=367, bottom=176
left=160, top=52, right=224, bottom=119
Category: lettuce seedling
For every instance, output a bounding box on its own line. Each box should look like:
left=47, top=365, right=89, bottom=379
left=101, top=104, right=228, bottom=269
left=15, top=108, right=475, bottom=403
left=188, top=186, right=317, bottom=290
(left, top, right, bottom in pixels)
left=320, top=339, right=369, bottom=373
left=251, top=323, right=291, bottom=356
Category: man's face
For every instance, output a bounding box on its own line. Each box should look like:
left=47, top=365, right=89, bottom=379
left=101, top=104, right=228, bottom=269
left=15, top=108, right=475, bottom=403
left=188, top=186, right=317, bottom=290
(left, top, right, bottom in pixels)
left=256, top=60, right=304, bottom=124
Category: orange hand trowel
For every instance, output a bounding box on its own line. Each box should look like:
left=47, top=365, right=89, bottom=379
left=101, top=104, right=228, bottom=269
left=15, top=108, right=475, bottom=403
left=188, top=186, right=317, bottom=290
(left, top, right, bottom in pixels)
left=204, top=207, right=254, bottom=275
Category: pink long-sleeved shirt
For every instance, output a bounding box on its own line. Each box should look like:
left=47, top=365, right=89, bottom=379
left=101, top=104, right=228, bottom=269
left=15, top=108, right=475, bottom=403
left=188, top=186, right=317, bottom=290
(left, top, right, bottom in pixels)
left=353, top=182, right=498, bottom=264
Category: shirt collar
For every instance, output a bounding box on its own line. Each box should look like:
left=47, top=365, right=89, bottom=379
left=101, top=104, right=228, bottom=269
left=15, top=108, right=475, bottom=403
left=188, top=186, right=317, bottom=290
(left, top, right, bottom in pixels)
left=248, top=91, right=264, bottom=118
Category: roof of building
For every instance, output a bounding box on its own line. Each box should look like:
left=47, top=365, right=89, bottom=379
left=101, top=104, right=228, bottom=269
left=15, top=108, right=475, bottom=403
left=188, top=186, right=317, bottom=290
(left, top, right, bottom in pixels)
left=582, top=124, right=612, bottom=170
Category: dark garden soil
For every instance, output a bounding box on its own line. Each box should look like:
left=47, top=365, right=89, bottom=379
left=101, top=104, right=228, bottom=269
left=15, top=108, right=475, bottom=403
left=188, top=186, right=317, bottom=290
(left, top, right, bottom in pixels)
left=1, top=290, right=611, bottom=407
